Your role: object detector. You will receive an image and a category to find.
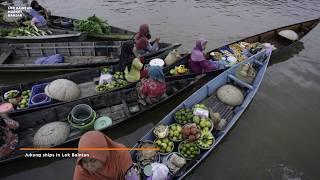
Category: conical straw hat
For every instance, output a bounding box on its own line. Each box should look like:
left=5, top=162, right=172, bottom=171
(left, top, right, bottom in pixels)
left=217, top=85, right=244, bottom=106
left=33, top=121, right=70, bottom=147
left=278, top=30, right=298, bottom=41
left=45, top=79, right=80, bottom=102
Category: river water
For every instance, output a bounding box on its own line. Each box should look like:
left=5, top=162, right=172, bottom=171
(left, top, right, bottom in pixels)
left=1, top=0, right=320, bottom=179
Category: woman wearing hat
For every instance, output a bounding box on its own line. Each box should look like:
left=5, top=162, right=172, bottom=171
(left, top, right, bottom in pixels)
left=133, top=24, right=160, bottom=56
left=137, top=66, right=167, bottom=105
left=73, top=131, right=137, bottom=180
left=189, top=38, right=221, bottom=73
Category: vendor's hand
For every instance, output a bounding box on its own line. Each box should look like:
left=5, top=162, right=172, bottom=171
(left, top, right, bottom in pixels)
left=204, top=52, right=210, bottom=60
left=155, top=38, right=160, bottom=42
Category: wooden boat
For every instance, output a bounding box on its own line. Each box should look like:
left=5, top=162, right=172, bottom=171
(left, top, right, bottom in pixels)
left=0, top=54, right=188, bottom=115
left=0, top=27, right=87, bottom=43
left=0, top=4, right=135, bottom=42
left=0, top=41, right=181, bottom=72
left=130, top=49, right=271, bottom=179
left=0, top=75, right=202, bottom=164
left=164, top=18, right=320, bottom=77
left=48, top=15, right=136, bottom=41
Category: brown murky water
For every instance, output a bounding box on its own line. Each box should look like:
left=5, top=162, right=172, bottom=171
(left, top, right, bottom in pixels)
left=1, top=0, right=320, bottom=179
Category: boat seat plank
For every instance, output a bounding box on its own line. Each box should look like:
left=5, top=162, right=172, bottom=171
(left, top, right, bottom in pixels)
left=254, top=59, right=264, bottom=66
left=228, top=74, right=253, bottom=90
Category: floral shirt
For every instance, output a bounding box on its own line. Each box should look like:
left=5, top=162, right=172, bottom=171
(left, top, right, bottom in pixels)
left=140, top=79, right=166, bottom=98
left=0, top=118, right=19, bottom=158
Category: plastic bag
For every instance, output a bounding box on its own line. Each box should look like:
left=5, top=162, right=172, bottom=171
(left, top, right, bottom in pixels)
left=193, top=108, right=209, bottom=118
left=151, top=163, right=169, bottom=180
left=164, top=49, right=181, bottom=66
left=99, top=73, right=113, bottom=85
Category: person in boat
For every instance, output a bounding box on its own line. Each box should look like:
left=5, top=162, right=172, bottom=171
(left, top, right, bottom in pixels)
left=133, top=24, right=160, bottom=56
left=0, top=114, right=19, bottom=158
left=137, top=65, right=167, bottom=105
left=73, top=131, right=134, bottom=180
left=189, top=38, right=222, bottom=73
left=30, top=9, right=47, bottom=28
left=124, top=56, right=148, bottom=83
left=30, top=0, right=50, bottom=19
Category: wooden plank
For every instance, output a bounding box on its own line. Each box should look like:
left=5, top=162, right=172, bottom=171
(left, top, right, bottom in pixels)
left=0, top=49, right=12, bottom=64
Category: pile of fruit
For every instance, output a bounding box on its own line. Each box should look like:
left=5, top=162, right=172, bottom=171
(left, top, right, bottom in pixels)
left=178, top=141, right=200, bottom=160
left=196, top=130, right=214, bottom=149
left=4, top=90, right=20, bottom=100
left=192, top=116, right=213, bottom=131
left=169, top=65, right=190, bottom=76
left=96, top=71, right=128, bottom=92
left=101, top=67, right=112, bottom=74
left=174, top=108, right=193, bottom=125
left=17, top=90, right=31, bottom=109
left=154, top=138, right=174, bottom=154
left=229, top=43, right=246, bottom=62
left=210, top=51, right=223, bottom=60
left=144, top=103, right=222, bottom=166
left=194, top=103, right=208, bottom=110
left=168, top=123, right=183, bottom=142
left=181, top=123, right=201, bottom=142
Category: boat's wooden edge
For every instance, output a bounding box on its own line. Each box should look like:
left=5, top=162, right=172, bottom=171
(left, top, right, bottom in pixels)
left=0, top=77, right=201, bottom=165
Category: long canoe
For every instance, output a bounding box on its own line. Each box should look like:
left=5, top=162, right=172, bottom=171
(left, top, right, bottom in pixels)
left=165, top=18, right=320, bottom=77
left=48, top=15, right=136, bottom=41
left=0, top=75, right=202, bottom=165
left=0, top=4, right=135, bottom=42
left=0, top=41, right=181, bottom=72
left=130, top=49, right=271, bottom=179
left=0, top=54, right=188, bottom=115
left=0, top=27, right=87, bottom=43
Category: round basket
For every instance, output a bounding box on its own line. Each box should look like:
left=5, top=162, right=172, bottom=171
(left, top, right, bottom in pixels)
left=162, top=152, right=187, bottom=177
left=182, top=123, right=201, bottom=142
left=154, top=138, right=174, bottom=156
left=153, top=124, right=169, bottom=139
left=168, top=123, right=183, bottom=142
left=174, top=114, right=193, bottom=125
left=196, top=133, right=215, bottom=150
left=4, top=90, right=20, bottom=100
left=178, top=141, right=200, bottom=161
left=136, top=140, right=160, bottom=166
left=196, top=119, right=214, bottom=132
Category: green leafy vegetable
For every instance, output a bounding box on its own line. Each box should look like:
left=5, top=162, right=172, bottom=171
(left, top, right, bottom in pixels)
left=75, top=15, right=111, bottom=34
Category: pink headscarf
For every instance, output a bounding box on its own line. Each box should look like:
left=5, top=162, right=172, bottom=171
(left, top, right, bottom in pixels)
left=190, top=38, right=207, bottom=62
left=135, top=24, right=150, bottom=50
